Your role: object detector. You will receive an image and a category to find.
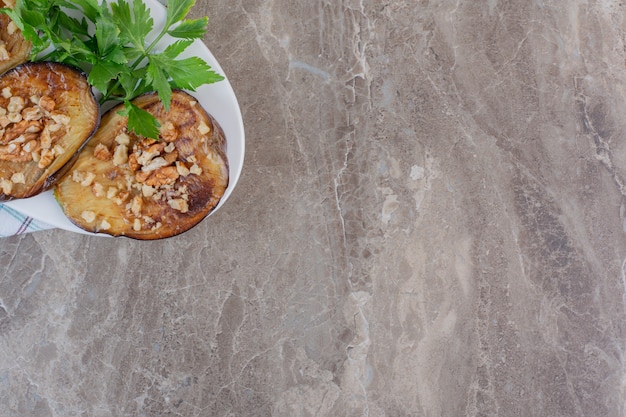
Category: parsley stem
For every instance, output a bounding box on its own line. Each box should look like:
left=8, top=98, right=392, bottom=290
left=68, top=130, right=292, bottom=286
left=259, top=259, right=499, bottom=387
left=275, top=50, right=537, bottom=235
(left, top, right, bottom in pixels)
left=99, top=26, right=169, bottom=105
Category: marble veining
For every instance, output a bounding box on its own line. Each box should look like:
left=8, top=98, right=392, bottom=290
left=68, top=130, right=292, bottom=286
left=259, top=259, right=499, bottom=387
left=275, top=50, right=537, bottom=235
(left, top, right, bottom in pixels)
left=2, top=0, right=626, bottom=415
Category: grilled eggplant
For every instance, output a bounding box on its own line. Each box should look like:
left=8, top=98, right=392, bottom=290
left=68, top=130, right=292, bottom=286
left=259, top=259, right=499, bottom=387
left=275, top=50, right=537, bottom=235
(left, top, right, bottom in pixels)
left=0, top=0, right=31, bottom=75
left=0, top=62, right=99, bottom=200
left=55, top=90, right=229, bottom=240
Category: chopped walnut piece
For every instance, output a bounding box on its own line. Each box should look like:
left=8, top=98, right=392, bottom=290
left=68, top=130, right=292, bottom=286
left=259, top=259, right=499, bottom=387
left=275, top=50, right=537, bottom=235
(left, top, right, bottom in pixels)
left=81, top=210, right=96, bottom=223
left=112, top=190, right=129, bottom=206
left=9, top=134, right=25, bottom=144
left=0, top=44, right=9, bottom=61
left=47, top=122, right=64, bottom=133
left=168, top=198, right=189, bottom=213
left=100, top=219, right=111, bottom=231
left=176, top=161, right=190, bottom=177
left=38, top=96, right=55, bottom=112
left=7, top=21, right=17, bottom=36
left=10, top=172, right=24, bottom=184
left=1, top=87, right=10, bottom=99
left=197, top=121, right=210, bottom=135
left=130, top=195, right=143, bottom=216
left=48, top=111, right=70, bottom=126
left=159, top=121, right=178, bottom=142
left=38, top=148, right=55, bottom=168
left=135, top=170, right=151, bottom=184
left=92, top=182, right=104, bottom=197
left=128, top=153, right=140, bottom=171
left=142, top=156, right=168, bottom=172
left=39, top=126, right=52, bottom=149
left=80, top=172, right=96, bottom=187
left=0, top=178, right=12, bottom=194
left=93, top=143, right=112, bottom=161
left=7, top=96, right=25, bottom=113
left=115, top=132, right=131, bottom=145
left=113, top=144, right=128, bottom=166
left=143, top=166, right=179, bottom=187
left=137, top=143, right=164, bottom=166
left=72, top=170, right=85, bottom=183
left=7, top=112, right=21, bottom=123
left=163, top=150, right=178, bottom=165
left=22, top=106, right=43, bottom=121
left=22, top=139, right=38, bottom=153
left=106, top=186, right=118, bottom=199
left=133, top=218, right=141, bottom=231
left=189, top=164, right=202, bottom=176
left=142, top=184, right=156, bottom=197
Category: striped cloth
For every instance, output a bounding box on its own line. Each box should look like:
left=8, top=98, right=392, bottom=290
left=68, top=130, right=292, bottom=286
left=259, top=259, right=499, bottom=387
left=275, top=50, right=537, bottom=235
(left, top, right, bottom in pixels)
left=0, top=204, right=53, bottom=237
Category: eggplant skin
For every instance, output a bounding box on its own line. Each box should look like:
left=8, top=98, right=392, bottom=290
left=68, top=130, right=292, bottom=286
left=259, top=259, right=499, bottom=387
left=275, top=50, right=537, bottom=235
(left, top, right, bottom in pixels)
left=55, top=90, right=229, bottom=240
left=0, top=62, right=100, bottom=201
left=0, top=0, right=31, bottom=75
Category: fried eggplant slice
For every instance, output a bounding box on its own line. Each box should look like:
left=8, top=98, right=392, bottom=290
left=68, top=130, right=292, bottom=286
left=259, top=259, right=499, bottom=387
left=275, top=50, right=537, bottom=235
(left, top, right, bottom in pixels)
left=55, top=90, right=229, bottom=240
left=0, top=62, right=100, bottom=200
left=0, top=0, right=31, bottom=75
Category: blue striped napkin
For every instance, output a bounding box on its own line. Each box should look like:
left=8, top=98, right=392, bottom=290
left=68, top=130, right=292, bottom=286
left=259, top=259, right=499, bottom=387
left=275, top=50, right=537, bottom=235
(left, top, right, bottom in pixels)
left=0, top=204, right=53, bottom=237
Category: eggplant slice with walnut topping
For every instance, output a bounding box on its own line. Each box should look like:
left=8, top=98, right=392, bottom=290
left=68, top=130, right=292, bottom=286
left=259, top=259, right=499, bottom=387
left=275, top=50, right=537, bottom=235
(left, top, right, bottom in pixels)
left=55, top=90, right=229, bottom=240
left=0, top=62, right=100, bottom=200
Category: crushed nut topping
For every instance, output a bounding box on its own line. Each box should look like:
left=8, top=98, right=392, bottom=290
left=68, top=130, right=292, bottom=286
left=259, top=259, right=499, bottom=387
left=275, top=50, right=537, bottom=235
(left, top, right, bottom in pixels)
left=10, top=172, right=24, bottom=184
left=81, top=210, right=96, bottom=223
left=0, top=177, right=12, bottom=193
left=75, top=123, right=210, bottom=229
left=100, top=219, right=111, bottom=231
left=0, top=43, right=9, bottom=62
left=6, top=21, right=17, bottom=36
left=0, top=94, right=71, bottom=181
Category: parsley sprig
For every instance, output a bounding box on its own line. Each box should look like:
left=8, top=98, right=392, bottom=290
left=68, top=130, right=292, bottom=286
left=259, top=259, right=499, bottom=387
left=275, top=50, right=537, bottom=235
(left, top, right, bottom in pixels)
left=0, top=0, right=224, bottom=139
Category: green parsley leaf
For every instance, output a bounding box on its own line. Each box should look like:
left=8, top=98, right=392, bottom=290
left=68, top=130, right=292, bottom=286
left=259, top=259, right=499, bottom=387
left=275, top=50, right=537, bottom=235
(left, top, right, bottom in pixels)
left=119, top=100, right=160, bottom=139
left=166, top=57, right=225, bottom=91
left=146, top=57, right=172, bottom=110
left=110, top=0, right=153, bottom=52
left=165, top=0, right=195, bottom=27
left=88, top=60, right=126, bottom=93
left=168, top=17, right=207, bottom=39
left=71, top=0, right=100, bottom=22
left=161, top=39, right=193, bottom=59
left=95, top=11, right=120, bottom=56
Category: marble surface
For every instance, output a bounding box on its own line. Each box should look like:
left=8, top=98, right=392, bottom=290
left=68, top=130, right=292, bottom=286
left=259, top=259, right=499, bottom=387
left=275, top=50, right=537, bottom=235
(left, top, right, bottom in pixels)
left=2, top=0, right=626, bottom=415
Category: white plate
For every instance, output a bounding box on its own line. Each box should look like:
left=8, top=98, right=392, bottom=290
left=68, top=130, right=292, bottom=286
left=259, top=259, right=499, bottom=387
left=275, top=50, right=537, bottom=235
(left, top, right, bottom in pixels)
left=4, top=0, right=245, bottom=236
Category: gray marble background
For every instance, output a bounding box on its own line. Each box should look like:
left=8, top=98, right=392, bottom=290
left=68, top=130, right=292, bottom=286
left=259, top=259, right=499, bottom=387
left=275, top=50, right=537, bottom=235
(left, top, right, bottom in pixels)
left=2, top=0, right=626, bottom=416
